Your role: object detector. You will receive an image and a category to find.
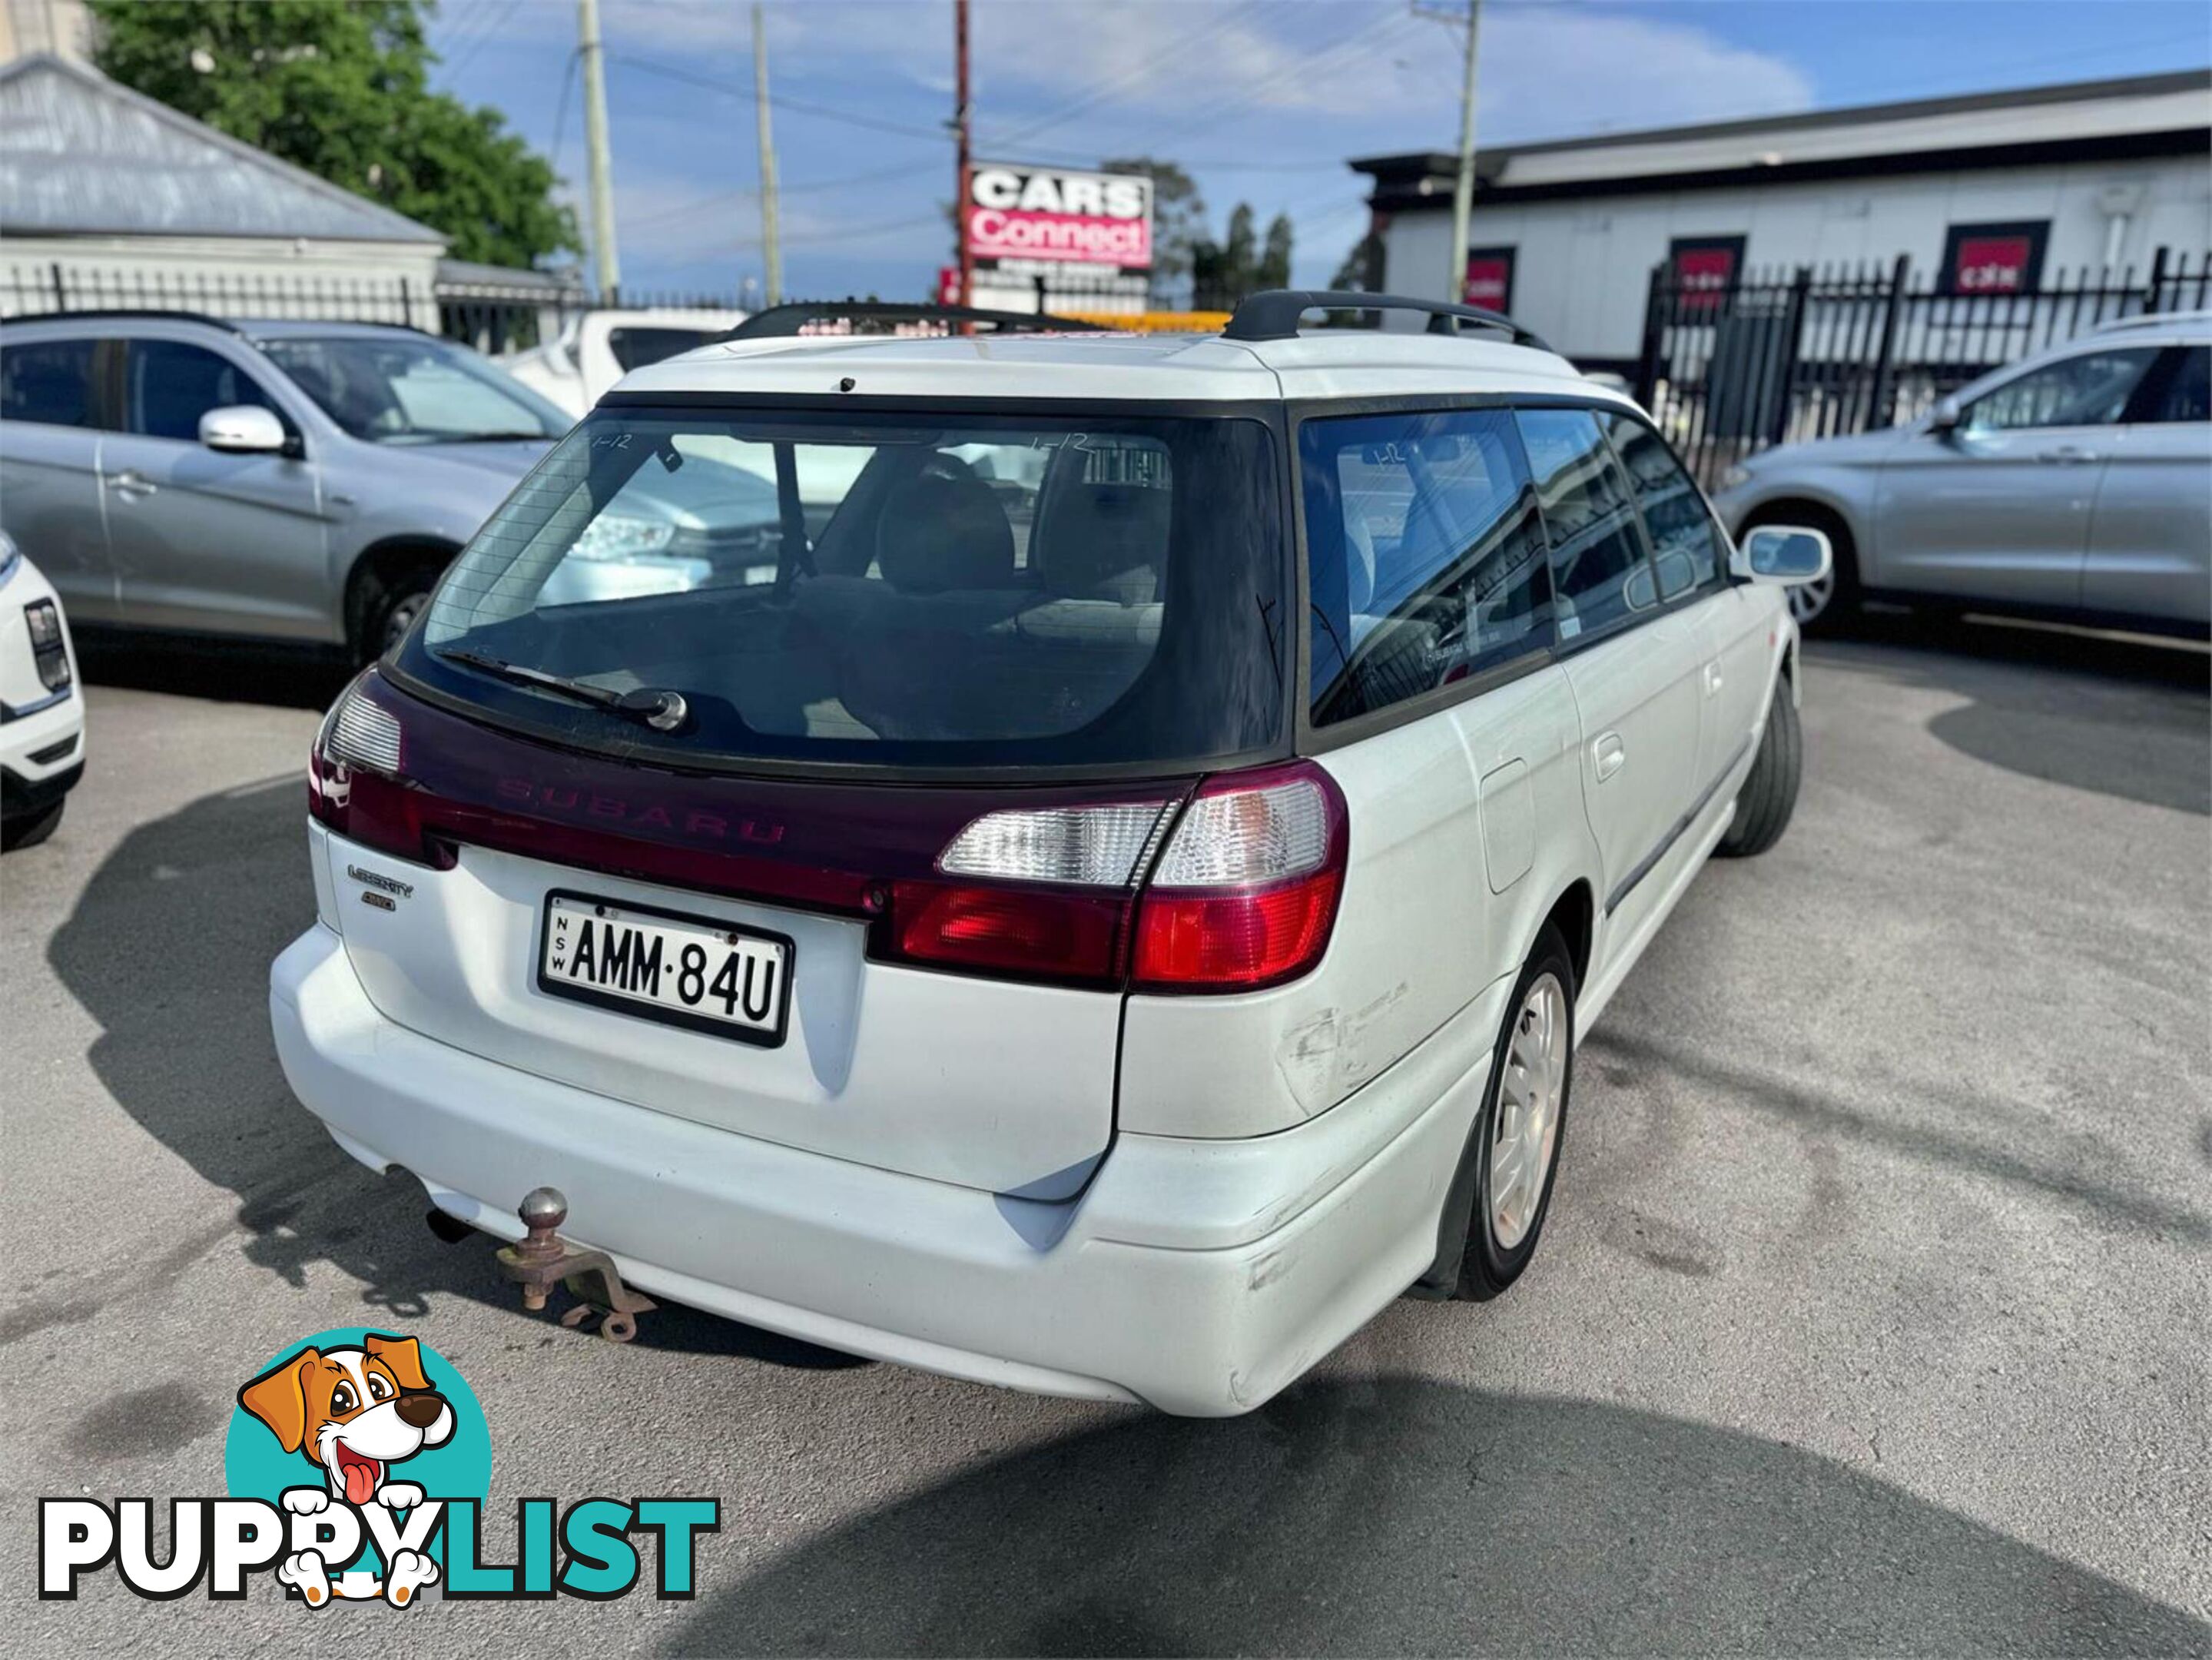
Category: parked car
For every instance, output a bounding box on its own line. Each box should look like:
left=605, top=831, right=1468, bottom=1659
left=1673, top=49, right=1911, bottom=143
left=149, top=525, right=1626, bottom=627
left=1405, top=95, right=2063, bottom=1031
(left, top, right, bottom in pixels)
left=0, top=532, right=85, bottom=850
left=1713, top=311, right=2210, bottom=636
left=503, top=307, right=748, bottom=417
left=270, top=290, right=1829, bottom=1416
left=0, top=314, right=574, bottom=659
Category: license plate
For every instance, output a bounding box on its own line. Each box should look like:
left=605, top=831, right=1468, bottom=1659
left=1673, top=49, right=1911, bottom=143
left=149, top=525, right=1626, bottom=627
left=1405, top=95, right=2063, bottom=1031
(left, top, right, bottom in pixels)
left=538, top=892, right=792, bottom=1047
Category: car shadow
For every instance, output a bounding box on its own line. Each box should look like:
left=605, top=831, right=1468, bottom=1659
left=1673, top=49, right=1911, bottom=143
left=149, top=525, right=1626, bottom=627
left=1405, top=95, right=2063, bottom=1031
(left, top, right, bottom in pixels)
left=1809, top=612, right=2210, bottom=815
left=664, top=1376, right=2204, bottom=1657
left=74, top=629, right=356, bottom=712
left=41, top=769, right=864, bottom=1370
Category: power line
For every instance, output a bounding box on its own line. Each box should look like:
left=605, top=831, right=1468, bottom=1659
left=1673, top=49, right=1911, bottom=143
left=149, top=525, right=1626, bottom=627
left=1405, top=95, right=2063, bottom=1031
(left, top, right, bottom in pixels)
left=612, top=52, right=953, bottom=144
left=977, top=0, right=1269, bottom=151
left=444, top=0, right=525, bottom=80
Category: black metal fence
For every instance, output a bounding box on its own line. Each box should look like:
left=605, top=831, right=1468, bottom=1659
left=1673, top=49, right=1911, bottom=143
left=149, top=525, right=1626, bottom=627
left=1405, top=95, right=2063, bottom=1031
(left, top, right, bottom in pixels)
left=1633, top=247, right=2212, bottom=485
left=0, top=261, right=743, bottom=354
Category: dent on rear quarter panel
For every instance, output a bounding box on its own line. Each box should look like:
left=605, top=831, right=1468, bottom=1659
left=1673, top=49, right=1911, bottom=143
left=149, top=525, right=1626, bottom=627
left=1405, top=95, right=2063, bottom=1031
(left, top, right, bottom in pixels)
left=1119, top=677, right=1587, bottom=1140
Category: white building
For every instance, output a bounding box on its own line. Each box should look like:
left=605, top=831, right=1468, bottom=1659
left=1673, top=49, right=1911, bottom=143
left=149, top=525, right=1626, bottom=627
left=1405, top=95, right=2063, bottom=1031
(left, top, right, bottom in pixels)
left=0, top=52, right=446, bottom=325
left=1351, top=69, right=2212, bottom=372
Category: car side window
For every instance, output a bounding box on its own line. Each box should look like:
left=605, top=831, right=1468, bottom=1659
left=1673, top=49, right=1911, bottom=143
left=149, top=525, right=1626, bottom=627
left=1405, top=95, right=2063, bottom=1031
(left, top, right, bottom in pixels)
left=2145, top=346, right=2209, bottom=423
left=1300, top=407, right=1551, bottom=726
left=1515, top=407, right=1654, bottom=641
left=1, top=337, right=99, bottom=428
left=1961, top=347, right=2157, bottom=433
left=1599, top=410, right=1723, bottom=600
left=125, top=339, right=279, bottom=443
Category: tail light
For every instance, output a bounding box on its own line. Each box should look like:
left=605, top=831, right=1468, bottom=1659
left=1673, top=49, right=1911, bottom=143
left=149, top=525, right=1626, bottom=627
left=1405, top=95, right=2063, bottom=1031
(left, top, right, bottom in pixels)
left=1132, top=762, right=1348, bottom=992
left=308, top=671, right=453, bottom=868
left=880, top=761, right=1348, bottom=993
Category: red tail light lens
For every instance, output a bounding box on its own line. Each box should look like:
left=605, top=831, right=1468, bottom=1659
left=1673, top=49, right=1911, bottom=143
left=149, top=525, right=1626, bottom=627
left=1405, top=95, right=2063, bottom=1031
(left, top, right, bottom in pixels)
left=883, top=879, right=1136, bottom=986
left=1132, top=761, right=1348, bottom=992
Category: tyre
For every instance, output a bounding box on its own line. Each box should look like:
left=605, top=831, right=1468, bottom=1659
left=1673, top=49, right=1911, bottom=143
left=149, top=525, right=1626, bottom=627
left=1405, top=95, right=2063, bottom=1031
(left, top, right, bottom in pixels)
left=1743, top=503, right=1857, bottom=634
left=2, top=798, right=65, bottom=852
left=1451, top=923, right=1577, bottom=1301
left=1716, top=683, right=1801, bottom=858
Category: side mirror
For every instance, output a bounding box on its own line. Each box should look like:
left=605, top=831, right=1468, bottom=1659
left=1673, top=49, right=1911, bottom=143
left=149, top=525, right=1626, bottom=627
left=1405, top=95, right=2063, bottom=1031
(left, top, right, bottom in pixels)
left=200, top=405, right=288, bottom=454
left=1732, top=524, right=1832, bottom=587
left=1925, top=395, right=1963, bottom=437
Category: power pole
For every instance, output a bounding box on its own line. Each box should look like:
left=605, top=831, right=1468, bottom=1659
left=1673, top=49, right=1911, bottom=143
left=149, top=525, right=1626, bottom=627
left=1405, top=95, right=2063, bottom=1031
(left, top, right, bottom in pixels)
left=752, top=3, right=782, bottom=305
left=953, top=0, right=973, bottom=307
left=578, top=0, right=621, bottom=302
left=1414, top=0, right=1482, bottom=303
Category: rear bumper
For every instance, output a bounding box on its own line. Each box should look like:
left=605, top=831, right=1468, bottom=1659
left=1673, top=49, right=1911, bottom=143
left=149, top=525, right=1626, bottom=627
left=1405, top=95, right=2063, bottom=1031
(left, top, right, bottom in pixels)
left=270, top=923, right=1501, bottom=1416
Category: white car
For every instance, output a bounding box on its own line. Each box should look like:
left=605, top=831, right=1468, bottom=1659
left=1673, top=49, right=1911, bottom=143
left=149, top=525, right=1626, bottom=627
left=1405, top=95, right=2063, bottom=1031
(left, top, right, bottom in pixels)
left=270, top=290, right=1829, bottom=1416
left=0, top=533, right=86, bottom=849
left=502, top=307, right=748, bottom=418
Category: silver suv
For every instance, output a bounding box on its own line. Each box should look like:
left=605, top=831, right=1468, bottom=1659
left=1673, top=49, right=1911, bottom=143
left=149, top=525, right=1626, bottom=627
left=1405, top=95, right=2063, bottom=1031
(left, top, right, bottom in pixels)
left=0, top=314, right=575, bottom=659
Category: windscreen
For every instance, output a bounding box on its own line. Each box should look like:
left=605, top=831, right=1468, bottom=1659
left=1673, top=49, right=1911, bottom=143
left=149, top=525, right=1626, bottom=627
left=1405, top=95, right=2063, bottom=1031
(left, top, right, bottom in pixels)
left=400, top=407, right=1287, bottom=774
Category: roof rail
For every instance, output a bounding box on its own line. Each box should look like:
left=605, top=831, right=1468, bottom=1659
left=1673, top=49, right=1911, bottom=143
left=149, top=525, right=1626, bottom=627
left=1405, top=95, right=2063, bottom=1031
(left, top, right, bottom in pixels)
left=1222, top=289, right=1551, bottom=350
left=0, top=309, right=436, bottom=338
left=0, top=307, right=245, bottom=333
left=724, top=300, right=1108, bottom=340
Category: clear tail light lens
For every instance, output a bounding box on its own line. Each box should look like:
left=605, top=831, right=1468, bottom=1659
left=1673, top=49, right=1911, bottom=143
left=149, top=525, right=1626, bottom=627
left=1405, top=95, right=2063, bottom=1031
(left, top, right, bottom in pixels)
left=1133, top=762, right=1348, bottom=992
left=937, top=801, right=1172, bottom=886
left=309, top=671, right=451, bottom=868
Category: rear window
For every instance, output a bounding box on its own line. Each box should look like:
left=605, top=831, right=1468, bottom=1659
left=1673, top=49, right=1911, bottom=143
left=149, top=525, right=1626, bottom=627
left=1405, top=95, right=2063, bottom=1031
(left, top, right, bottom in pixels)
left=403, top=407, right=1286, bottom=775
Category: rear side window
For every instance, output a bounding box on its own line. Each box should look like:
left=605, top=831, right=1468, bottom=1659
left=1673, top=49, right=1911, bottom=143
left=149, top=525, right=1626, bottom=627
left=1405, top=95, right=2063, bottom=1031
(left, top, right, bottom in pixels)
left=406, top=407, right=1285, bottom=775
left=1299, top=408, right=1550, bottom=725
left=126, top=340, right=278, bottom=441
left=1516, top=408, right=1653, bottom=641
left=1, top=337, right=98, bottom=427
left=1600, top=410, right=1723, bottom=600
left=2146, top=346, right=2209, bottom=423
left=1963, top=347, right=2156, bottom=432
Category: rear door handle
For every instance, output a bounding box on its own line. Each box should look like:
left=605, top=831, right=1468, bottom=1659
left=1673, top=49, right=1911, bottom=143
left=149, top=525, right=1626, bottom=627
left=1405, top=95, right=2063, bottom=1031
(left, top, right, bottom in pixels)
left=1703, top=661, right=1724, bottom=699
left=1593, top=731, right=1626, bottom=782
left=111, top=469, right=158, bottom=497
left=2035, top=446, right=2097, bottom=466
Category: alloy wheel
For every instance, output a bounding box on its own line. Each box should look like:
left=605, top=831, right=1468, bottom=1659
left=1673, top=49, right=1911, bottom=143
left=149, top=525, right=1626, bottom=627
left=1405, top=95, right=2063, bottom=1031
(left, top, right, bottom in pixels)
left=1786, top=571, right=1833, bottom=626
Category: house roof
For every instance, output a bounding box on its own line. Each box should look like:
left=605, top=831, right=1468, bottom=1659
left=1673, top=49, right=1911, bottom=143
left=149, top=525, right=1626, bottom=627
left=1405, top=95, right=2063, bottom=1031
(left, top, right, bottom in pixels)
left=0, top=53, right=443, bottom=244
left=1352, top=68, right=2212, bottom=210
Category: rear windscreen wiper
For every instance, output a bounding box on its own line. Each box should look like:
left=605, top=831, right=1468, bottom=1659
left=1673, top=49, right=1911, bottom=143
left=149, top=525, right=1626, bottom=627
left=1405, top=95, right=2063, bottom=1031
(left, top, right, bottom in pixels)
left=439, top=649, right=690, bottom=732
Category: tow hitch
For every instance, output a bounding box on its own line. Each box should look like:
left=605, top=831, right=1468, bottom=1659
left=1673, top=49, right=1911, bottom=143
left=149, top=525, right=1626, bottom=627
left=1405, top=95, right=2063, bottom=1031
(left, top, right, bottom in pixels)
left=490, top=1187, right=657, bottom=1343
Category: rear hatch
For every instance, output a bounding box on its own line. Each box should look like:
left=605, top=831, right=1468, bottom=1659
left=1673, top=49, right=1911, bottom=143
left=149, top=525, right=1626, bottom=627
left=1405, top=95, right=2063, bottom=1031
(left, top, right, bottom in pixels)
left=316, top=400, right=1288, bottom=1198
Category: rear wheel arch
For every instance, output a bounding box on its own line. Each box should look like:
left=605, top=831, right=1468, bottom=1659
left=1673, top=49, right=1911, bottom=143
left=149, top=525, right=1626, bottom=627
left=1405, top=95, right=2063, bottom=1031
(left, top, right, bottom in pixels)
left=1407, top=880, right=1594, bottom=1299
left=344, top=537, right=459, bottom=662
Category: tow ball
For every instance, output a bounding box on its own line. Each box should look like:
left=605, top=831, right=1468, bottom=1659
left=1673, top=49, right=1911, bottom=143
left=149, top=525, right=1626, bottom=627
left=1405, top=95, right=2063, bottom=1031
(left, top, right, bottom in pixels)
left=491, top=1187, right=656, bottom=1343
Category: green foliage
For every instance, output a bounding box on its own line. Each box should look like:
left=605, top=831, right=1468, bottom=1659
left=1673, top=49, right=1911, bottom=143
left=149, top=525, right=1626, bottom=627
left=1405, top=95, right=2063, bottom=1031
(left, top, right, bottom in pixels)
left=1103, top=155, right=1206, bottom=297
left=88, top=0, right=575, bottom=268
left=1192, top=201, right=1291, bottom=307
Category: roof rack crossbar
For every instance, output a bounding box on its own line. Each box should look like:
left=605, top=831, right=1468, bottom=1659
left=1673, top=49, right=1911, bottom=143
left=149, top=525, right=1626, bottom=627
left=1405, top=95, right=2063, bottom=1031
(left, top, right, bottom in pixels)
left=1222, top=289, right=1550, bottom=350
left=724, top=300, right=1107, bottom=340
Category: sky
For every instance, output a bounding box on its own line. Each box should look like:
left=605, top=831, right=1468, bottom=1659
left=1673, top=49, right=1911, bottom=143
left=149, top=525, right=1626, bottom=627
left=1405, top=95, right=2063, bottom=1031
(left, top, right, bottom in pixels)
left=425, top=0, right=2212, bottom=300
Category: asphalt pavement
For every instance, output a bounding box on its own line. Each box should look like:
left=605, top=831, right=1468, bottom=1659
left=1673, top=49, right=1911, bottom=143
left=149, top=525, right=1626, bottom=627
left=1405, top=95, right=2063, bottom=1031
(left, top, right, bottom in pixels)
left=4, top=618, right=2207, bottom=1655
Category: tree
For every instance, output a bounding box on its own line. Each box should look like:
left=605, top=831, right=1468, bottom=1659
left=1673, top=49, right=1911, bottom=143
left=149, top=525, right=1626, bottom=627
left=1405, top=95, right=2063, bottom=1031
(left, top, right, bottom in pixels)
left=89, top=0, right=577, bottom=270
left=1102, top=155, right=1205, bottom=303
left=1258, top=213, right=1293, bottom=290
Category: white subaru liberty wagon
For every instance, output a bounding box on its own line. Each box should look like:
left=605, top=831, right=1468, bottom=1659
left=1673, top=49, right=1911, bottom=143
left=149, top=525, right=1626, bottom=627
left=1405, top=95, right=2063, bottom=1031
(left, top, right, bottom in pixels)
left=271, top=291, right=1829, bottom=1416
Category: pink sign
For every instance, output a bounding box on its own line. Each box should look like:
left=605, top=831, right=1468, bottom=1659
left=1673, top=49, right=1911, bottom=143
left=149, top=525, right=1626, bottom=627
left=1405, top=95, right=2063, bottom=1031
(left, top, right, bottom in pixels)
left=964, top=164, right=1154, bottom=271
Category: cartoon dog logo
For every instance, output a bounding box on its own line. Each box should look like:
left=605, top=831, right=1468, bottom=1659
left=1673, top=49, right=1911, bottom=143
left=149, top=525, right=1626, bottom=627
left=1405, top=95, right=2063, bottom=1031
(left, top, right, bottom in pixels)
left=237, top=1333, right=454, bottom=1607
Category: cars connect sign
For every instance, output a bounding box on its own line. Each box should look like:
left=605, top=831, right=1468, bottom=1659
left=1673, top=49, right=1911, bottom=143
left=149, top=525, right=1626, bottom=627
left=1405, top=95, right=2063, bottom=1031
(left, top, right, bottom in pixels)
left=964, top=163, right=1153, bottom=271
